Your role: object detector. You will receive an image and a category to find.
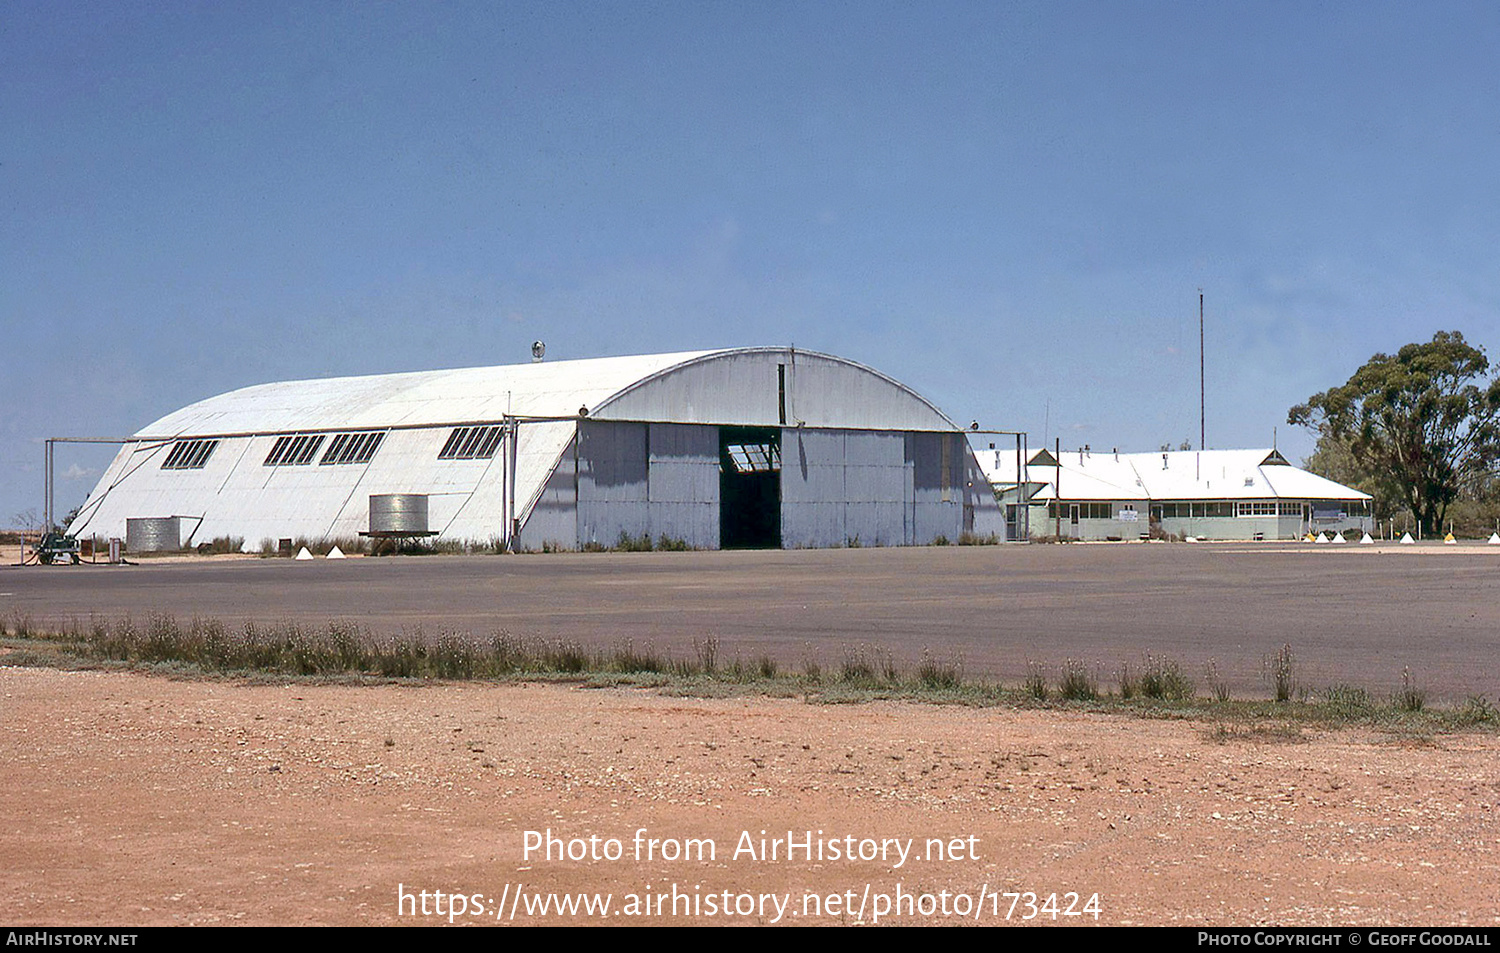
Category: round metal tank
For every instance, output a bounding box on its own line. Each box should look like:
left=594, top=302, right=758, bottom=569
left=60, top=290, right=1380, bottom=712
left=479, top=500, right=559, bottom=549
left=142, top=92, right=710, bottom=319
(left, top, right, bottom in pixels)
left=126, top=516, right=182, bottom=553
left=369, top=494, right=429, bottom=534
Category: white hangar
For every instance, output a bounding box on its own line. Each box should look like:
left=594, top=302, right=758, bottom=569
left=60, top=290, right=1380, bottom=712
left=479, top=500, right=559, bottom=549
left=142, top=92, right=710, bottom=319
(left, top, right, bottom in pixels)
left=68, top=347, right=1001, bottom=551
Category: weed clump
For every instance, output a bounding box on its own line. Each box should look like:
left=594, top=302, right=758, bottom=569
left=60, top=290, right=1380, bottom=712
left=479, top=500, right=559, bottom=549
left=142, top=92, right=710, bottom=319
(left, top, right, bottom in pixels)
left=801, top=644, right=822, bottom=684
left=1058, top=658, right=1098, bottom=701
left=1323, top=684, right=1373, bottom=719
left=6, top=611, right=36, bottom=639
left=1205, top=658, right=1231, bottom=702
left=196, top=536, right=245, bottom=555
left=1395, top=667, right=1426, bottom=712
left=693, top=635, right=719, bottom=675
left=917, top=650, right=962, bottom=691
left=1266, top=643, right=1296, bottom=703
left=839, top=646, right=880, bottom=687
left=1457, top=695, right=1498, bottom=726
left=1023, top=661, right=1049, bottom=701
left=1139, top=654, right=1194, bottom=701
left=610, top=640, right=667, bottom=674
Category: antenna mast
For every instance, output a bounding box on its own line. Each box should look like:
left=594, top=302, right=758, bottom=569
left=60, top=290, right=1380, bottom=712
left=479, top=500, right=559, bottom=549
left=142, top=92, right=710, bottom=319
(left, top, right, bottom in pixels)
left=1199, top=291, right=1206, bottom=453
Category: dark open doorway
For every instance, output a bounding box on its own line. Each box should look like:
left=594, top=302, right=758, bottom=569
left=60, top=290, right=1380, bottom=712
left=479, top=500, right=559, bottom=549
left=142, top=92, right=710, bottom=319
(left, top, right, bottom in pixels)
left=719, top=426, right=781, bottom=549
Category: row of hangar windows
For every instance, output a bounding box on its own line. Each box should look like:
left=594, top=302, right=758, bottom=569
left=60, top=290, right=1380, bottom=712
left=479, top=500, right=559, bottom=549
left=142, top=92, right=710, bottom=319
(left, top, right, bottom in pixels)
left=158, top=426, right=492, bottom=471
left=165, top=431, right=394, bottom=470
left=159, top=428, right=792, bottom=476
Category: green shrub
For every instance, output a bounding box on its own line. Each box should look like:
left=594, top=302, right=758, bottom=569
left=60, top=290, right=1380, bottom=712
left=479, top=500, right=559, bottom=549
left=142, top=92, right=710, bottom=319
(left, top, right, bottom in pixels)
left=1324, top=684, right=1373, bottom=718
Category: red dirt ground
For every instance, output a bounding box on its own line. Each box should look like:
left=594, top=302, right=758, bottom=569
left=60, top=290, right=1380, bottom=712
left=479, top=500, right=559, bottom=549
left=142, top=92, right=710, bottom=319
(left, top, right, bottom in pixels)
left=2, top=666, right=1496, bottom=926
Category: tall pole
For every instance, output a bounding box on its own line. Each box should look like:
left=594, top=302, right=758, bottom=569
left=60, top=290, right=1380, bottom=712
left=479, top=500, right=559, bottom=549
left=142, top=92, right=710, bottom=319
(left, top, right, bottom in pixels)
left=1199, top=291, right=1206, bottom=453
left=504, top=417, right=520, bottom=552
left=44, top=439, right=53, bottom=532
left=1055, top=437, right=1061, bottom=539
left=1014, top=434, right=1021, bottom=542
left=1022, top=431, right=1029, bottom=541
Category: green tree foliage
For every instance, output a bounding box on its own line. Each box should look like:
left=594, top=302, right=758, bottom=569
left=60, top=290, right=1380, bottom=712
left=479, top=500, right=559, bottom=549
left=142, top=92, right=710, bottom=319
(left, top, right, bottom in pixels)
left=1300, top=430, right=1403, bottom=522
left=1289, top=331, right=1500, bottom=534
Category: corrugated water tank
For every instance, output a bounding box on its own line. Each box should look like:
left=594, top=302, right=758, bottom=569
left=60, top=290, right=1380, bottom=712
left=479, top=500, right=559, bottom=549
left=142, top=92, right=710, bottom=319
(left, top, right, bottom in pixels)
left=369, top=494, right=429, bottom=534
left=126, top=516, right=182, bottom=552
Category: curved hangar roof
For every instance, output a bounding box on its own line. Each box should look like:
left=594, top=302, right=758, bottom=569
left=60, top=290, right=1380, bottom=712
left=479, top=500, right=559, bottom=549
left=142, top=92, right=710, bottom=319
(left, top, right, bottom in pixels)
left=137, top=347, right=959, bottom=438
left=71, top=348, right=962, bottom=545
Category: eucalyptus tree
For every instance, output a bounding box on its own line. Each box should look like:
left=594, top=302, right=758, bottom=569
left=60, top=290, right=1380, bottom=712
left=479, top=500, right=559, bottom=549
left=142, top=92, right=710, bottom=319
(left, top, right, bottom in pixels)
left=1289, top=331, right=1500, bottom=534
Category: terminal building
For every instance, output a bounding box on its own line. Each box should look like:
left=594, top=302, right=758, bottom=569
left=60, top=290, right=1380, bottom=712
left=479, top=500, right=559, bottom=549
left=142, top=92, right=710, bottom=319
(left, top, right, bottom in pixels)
left=68, top=347, right=1002, bottom=551
left=980, top=446, right=1373, bottom=541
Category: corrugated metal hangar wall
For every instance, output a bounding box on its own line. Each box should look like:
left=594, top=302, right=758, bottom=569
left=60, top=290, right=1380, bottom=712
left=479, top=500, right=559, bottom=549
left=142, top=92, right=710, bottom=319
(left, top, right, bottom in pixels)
left=522, top=422, right=984, bottom=550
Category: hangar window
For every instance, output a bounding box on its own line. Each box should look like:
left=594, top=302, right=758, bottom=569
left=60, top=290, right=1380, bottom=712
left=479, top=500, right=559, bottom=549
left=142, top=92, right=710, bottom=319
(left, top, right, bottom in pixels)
left=161, top=439, right=218, bottom=470
left=320, top=431, right=385, bottom=465
left=439, top=425, right=505, bottom=460
left=723, top=442, right=780, bottom=473
left=264, top=434, right=326, bottom=467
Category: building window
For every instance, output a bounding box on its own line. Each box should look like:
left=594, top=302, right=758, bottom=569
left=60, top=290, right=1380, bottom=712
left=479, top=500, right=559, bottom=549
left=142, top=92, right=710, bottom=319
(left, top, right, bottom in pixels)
left=438, top=425, right=505, bottom=460
left=1047, top=501, right=1113, bottom=519
left=161, top=439, right=218, bottom=470
left=320, top=431, right=385, bottom=465
left=1278, top=502, right=1304, bottom=516
left=1236, top=501, right=1277, bottom=517
left=724, top=442, right=780, bottom=473
left=264, top=434, right=326, bottom=467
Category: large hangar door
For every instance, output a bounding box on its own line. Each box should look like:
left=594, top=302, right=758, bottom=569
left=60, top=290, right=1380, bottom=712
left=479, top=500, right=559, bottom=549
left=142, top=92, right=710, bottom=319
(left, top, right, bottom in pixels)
left=720, top=426, right=781, bottom=549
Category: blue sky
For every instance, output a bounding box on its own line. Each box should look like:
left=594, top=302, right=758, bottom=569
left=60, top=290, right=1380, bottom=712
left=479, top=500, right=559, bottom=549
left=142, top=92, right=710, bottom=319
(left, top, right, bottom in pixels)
left=5, top=1, right=1499, bottom=525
